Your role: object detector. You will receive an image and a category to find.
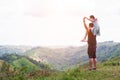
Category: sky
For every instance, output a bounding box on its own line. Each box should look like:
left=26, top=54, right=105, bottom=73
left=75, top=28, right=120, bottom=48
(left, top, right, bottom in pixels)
left=0, top=0, right=120, bottom=47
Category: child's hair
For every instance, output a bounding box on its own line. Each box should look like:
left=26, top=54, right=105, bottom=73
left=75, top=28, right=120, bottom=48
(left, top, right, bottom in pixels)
left=90, top=15, right=95, bottom=19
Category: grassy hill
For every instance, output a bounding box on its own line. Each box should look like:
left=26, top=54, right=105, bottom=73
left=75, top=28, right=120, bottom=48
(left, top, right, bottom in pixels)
left=0, top=60, right=7, bottom=72
left=0, top=56, right=120, bottom=80
left=65, top=57, right=120, bottom=80
left=0, top=41, right=120, bottom=79
left=37, top=57, right=120, bottom=80
left=0, top=54, right=50, bottom=73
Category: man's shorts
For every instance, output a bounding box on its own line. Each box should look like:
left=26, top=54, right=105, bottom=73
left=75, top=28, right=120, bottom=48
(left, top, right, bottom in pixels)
left=87, top=45, right=96, bottom=58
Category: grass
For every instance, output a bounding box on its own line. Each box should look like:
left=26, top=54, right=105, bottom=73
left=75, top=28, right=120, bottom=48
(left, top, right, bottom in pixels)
left=45, top=64, right=120, bottom=80
left=0, top=57, right=120, bottom=80
left=43, top=57, right=120, bottom=80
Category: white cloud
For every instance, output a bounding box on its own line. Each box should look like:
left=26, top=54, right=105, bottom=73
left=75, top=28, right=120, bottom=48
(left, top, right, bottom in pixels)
left=0, top=0, right=120, bottom=46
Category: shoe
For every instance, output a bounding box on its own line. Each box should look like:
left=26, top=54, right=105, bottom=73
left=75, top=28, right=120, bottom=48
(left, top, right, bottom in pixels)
left=93, top=68, right=96, bottom=70
left=88, top=68, right=92, bottom=71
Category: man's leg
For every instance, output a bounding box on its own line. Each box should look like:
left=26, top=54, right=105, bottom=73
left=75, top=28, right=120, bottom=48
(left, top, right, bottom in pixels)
left=93, top=58, right=97, bottom=70
left=89, top=58, right=93, bottom=70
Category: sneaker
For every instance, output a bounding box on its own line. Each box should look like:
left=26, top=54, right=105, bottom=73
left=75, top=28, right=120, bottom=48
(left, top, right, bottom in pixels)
left=93, top=68, right=96, bottom=70
left=88, top=68, right=92, bottom=71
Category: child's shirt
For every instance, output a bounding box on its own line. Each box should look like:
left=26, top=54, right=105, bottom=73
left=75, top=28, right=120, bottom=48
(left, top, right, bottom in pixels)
left=91, top=19, right=100, bottom=36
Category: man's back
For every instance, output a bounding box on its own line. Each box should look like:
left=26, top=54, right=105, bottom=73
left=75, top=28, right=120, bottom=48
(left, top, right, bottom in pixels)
left=88, top=29, right=96, bottom=45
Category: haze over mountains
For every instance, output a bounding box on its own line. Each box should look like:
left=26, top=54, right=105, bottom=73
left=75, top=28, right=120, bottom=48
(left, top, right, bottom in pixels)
left=0, top=41, right=120, bottom=70
left=0, top=45, right=32, bottom=56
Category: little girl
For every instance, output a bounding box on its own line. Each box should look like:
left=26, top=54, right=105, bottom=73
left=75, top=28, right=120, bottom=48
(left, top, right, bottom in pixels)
left=81, top=15, right=100, bottom=42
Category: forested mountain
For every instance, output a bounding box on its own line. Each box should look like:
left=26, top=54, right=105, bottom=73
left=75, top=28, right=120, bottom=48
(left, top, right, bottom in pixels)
left=24, top=41, right=120, bottom=70
left=0, top=54, right=50, bottom=73
left=0, top=41, right=120, bottom=70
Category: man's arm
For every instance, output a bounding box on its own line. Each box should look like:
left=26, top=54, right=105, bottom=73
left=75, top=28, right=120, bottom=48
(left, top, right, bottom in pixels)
left=83, top=17, right=88, bottom=32
left=81, top=17, right=88, bottom=42
left=85, top=17, right=97, bottom=22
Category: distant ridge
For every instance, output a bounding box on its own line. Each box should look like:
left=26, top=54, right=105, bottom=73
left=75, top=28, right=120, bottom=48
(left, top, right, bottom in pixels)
left=0, top=41, right=120, bottom=70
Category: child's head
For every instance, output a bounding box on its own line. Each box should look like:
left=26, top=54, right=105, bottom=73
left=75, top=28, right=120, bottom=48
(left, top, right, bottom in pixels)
left=90, top=15, right=95, bottom=20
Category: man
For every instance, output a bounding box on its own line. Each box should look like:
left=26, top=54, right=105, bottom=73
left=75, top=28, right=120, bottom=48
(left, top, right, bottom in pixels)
left=83, top=17, right=97, bottom=70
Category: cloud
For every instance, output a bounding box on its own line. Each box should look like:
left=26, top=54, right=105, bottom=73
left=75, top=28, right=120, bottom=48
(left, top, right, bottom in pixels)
left=23, top=0, right=96, bottom=17
left=94, top=0, right=120, bottom=15
left=0, top=0, right=120, bottom=46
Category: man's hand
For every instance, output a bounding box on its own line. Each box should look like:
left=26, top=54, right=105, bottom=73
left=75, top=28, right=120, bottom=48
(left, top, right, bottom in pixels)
left=83, top=17, right=86, bottom=22
left=83, top=17, right=88, bottom=32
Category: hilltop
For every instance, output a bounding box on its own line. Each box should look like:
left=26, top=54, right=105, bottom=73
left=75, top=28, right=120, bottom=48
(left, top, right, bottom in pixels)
left=45, top=56, right=120, bottom=80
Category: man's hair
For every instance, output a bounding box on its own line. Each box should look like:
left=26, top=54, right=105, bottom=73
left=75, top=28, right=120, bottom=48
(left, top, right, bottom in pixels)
left=90, top=15, right=95, bottom=19
left=89, top=23, right=94, bottom=27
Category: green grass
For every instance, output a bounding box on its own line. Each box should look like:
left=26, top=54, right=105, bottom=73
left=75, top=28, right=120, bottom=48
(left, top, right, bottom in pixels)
left=44, top=65, right=120, bottom=80
left=40, top=57, right=120, bottom=80
left=0, top=57, right=120, bottom=80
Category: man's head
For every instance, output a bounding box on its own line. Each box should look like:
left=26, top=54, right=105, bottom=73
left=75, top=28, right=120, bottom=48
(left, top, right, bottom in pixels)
left=90, top=15, right=95, bottom=20
left=89, top=23, right=94, bottom=28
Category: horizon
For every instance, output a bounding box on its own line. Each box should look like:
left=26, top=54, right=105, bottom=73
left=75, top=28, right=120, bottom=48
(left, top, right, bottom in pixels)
left=0, top=0, right=120, bottom=46
left=0, top=40, right=117, bottom=48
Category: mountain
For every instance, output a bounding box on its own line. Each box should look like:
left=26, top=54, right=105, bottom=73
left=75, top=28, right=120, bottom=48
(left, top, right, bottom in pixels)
left=24, top=46, right=87, bottom=70
left=24, top=41, right=120, bottom=70
left=0, top=41, right=120, bottom=70
left=96, top=41, right=120, bottom=61
left=0, top=45, right=32, bottom=56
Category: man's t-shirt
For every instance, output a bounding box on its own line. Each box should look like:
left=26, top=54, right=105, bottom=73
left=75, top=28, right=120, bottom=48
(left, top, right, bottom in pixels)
left=88, top=29, right=96, bottom=46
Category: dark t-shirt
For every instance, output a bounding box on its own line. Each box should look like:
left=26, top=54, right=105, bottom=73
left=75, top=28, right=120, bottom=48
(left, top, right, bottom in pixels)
left=87, top=29, right=97, bottom=58
left=88, top=29, right=96, bottom=46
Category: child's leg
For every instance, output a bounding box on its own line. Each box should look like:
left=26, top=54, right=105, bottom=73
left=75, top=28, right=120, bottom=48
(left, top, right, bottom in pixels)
left=81, top=31, right=87, bottom=42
